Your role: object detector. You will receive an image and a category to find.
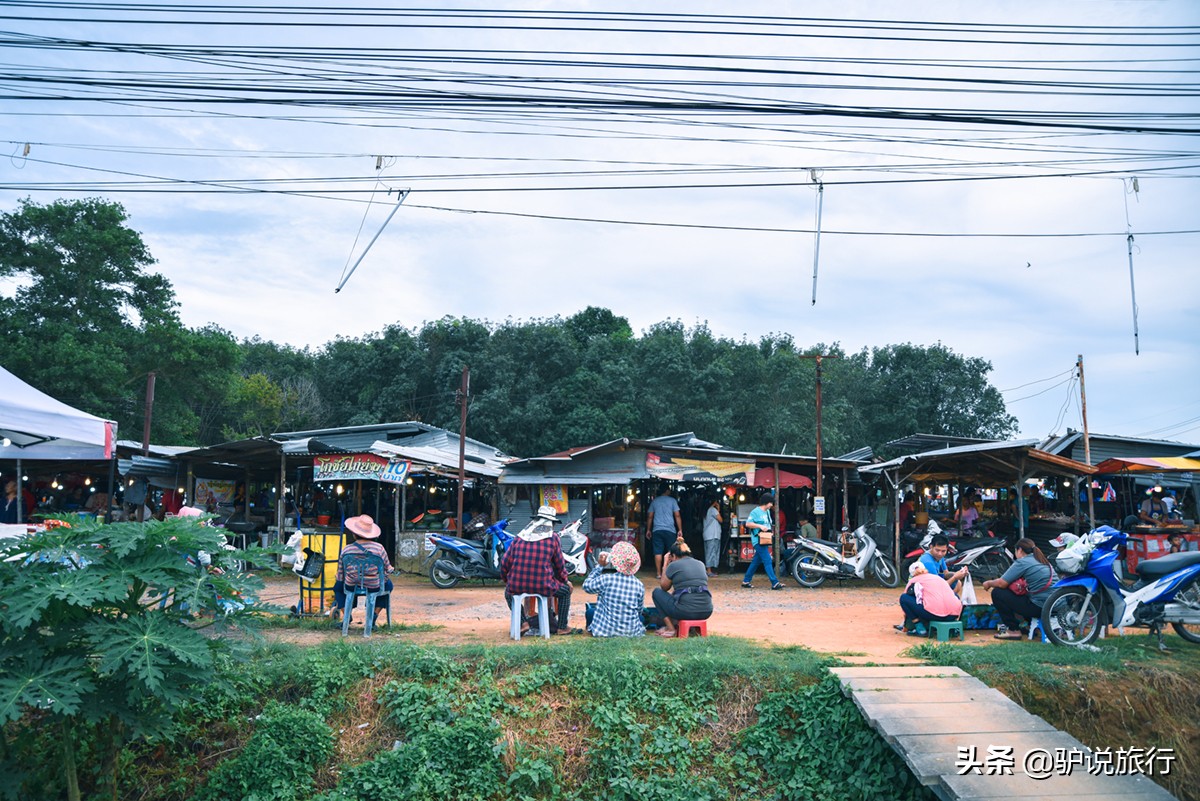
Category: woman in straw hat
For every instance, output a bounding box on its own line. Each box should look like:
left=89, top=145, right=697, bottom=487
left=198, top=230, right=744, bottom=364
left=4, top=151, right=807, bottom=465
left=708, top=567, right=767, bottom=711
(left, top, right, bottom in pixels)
left=333, top=514, right=394, bottom=627
left=582, top=540, right=646, bottom=637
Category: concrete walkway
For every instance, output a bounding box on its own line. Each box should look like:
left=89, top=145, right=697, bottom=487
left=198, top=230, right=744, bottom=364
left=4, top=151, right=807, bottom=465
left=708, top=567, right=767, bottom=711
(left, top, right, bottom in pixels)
left=829, top=665, right=1177, bottom=801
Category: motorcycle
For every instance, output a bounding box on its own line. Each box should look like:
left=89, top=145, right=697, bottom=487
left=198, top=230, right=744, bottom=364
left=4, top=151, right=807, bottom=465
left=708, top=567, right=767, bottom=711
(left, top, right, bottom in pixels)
left=1042, top=526, right=1200, bottom=649
left=900, top=520, right=1012, bottom=582
left=787, top=524, right=900, bottom=588
left=557, top=517, right=596, bottom=576
left=427, top=518, right=512, bottom=589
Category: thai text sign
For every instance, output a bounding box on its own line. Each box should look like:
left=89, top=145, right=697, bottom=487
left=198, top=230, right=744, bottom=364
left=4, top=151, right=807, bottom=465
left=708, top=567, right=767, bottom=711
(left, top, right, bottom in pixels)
left=379, top=460, right=411, bottom=485
left=539, top=484, right=569, bottom=514
left=313, top=453, right=388, bottom=482
left=645, top=453, right=755, bottom=484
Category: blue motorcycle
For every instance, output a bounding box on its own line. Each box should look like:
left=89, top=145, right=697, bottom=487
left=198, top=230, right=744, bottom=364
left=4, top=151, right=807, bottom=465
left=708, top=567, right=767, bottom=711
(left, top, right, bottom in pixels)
left=426, top=519, right=512, bottom=589
left=1043, top=526, right=1200, bottom=649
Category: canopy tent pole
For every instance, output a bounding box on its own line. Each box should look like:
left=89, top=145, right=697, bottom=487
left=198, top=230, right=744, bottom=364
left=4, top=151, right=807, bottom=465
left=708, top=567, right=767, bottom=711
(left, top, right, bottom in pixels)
left=394, top=485, right=401, bottom=565
left=15, top=458, right=22, bottom=523
left=105, top=454, right=117, bottom=523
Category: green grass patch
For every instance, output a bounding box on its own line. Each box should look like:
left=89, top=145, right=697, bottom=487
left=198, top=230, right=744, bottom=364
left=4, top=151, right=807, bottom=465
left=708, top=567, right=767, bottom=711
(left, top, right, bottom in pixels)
left=252, top=614, right=443, bottom=634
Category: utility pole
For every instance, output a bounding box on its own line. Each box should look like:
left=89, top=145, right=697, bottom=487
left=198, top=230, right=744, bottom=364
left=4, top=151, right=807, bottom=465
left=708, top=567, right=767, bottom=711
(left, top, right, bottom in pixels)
left=1078, top=355, right=1096, bottom=528
left=139, top=372, right=156, bottom=522
left=456, top=365, right=470, bottom=533
left=800, top=354, right=838, bottom=536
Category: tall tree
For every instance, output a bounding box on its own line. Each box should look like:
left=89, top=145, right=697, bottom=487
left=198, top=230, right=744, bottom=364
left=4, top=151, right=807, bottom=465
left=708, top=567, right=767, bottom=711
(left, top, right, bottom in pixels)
left=0, top=198, right=172, bottom=420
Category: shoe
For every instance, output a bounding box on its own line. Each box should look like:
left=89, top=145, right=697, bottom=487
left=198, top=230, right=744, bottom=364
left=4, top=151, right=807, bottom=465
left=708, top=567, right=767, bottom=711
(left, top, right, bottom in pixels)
left=893, top=624, right=906, bottom=632
left=741, top=582, right=753, bottom=589
left=908, top=624, right=928, bottom=637
left=771, top=583, right=784, bottom=590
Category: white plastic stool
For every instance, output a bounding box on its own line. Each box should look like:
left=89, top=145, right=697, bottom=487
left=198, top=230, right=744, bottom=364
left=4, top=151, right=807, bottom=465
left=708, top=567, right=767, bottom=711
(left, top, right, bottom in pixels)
left=510, top=593, right=550, bottom=640
left=1028, top=617, right=1049, bottom=643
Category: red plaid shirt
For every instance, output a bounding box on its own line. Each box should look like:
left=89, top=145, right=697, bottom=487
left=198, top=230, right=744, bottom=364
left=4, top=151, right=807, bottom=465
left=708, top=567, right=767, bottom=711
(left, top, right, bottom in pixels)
left=501, top=536, right=568, bottom=596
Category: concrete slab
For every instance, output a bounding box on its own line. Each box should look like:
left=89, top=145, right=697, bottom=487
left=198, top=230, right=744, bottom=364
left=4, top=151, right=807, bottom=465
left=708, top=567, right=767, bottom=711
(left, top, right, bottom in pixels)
left=831, top=665, right=969, bottom=678
left=840, top=676, right=990, bottom=693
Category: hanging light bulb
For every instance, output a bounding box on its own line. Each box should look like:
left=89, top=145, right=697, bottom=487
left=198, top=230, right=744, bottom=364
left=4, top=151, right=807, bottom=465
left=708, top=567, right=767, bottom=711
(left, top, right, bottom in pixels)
left=406, top=477, right=414, bottom=485
left=335, top=484, right=344, bottom=496
left=84, top=477, right=92, bottom=486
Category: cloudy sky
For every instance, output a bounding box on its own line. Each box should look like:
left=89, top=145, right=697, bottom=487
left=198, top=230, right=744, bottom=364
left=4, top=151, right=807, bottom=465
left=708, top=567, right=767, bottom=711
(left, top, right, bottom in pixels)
left=2, top=1, right=1198, bottom=444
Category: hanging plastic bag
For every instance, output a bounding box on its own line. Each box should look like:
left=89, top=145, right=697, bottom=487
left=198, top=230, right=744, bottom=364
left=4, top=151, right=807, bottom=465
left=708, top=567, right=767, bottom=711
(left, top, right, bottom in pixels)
left=280, top=531, right=305, bottom=566
left=960, top=572, right=978, bottom=605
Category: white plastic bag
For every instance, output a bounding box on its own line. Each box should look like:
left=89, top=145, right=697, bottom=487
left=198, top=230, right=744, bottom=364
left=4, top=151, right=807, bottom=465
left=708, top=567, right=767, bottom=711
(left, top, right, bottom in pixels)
left=959, top=572, right=978, bottom=605
left=280, top=531, right=305, bottom=566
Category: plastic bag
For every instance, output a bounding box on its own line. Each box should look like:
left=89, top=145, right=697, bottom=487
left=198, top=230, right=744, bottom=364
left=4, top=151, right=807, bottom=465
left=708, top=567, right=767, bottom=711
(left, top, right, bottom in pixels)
left=960, top=572, right=978, bottom=605
left=280, top=531, right=305, bottom=566
left=1055, top=540, right=1094, bottom=575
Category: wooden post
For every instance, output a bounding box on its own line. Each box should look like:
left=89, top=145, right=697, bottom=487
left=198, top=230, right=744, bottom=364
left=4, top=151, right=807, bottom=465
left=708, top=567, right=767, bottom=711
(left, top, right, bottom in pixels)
left=773, top=462, right=782, bottom=576
left=456, top=365, right=469, bottom=534
left=1078, top=355, right=1096, bottom=529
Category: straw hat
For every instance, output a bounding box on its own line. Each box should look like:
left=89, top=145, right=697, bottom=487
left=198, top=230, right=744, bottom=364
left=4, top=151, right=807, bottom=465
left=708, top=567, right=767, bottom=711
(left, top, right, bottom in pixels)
left=608, top=541, right=641, bottom=576
left=345, top=514, right=381, bottom=539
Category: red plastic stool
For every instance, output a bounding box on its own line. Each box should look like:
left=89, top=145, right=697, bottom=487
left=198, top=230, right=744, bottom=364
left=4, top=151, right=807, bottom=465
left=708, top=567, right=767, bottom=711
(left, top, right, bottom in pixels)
left=677, top=620, right=708, bottom=638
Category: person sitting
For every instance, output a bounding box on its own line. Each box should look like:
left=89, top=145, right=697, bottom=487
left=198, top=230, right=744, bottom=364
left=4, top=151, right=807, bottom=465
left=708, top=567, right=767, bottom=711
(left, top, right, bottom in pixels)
left=983, top=538, right=1055, bottom=640
left=653, top=541, right=712, bottom=638
left=501, top=505, right=575, bottom=635
left=583, top=540, right=645, bottom=637
left=1124, top=488, right=1168, bottom=531
left=956, top=496, right=980, bottom=531
left=896, top=561, right=963, bottom=637
left=332, top=514, right=394, bottom=628
left=919, top=535, right=969, bottom=592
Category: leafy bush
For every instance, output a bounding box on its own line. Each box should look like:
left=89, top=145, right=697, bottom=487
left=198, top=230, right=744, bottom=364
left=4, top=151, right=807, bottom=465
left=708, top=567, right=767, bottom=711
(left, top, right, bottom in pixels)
left=195, top=702, right=333, bottom=801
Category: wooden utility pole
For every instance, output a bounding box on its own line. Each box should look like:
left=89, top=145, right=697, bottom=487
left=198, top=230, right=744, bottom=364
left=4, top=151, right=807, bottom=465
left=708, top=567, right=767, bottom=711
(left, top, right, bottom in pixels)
left=456, top=365, right=470, bottom=533
left=800, top=354, right=838, bottom=536
left=1078, top=355, right=1096, bottom=528
left=139, top=371, right=156, bottom=522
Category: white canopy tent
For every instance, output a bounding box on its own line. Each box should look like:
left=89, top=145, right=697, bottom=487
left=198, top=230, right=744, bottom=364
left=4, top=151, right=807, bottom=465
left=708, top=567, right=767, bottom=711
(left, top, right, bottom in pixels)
left=1, top=365, right=117, bottom=522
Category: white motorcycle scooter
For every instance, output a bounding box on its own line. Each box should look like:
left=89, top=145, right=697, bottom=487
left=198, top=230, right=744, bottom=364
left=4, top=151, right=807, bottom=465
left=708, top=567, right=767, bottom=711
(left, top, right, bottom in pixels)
left=789, top=524, right=900, bottom=588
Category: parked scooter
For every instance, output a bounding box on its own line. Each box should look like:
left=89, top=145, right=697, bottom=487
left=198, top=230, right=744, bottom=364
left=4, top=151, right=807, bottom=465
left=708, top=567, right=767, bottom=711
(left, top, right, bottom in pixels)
left=1043, top=526, right=1200, bottom=649
left=900, top=520, right=1012, bottom=582
left=787, top=525, right=900, bottom=588
left=557, top=517, right=595, bottom=576
left=427, top=518, right=513, bottom=589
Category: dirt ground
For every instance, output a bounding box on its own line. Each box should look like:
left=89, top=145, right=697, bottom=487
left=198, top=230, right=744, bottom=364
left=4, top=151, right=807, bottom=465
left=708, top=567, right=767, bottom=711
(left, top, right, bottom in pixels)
left=255, top=569, right=1005, bottom=658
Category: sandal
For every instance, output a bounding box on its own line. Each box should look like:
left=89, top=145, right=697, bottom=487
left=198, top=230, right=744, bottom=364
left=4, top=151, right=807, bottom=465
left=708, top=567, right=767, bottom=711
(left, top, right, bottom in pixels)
left=656, top=628, right=676, bottom=638
left=993, top=632, right=1023, bottom=640
left=553, top=627, right=579, bottom=636
left=741, top=582, right=753, bottom=589
left=893, top=624, right=907, bottom=632
left=771, top=583, right=784, bottom=591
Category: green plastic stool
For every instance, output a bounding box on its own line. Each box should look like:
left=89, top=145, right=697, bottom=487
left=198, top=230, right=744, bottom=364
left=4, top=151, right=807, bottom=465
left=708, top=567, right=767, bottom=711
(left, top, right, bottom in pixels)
left=929, top=620, right=964, bottom=642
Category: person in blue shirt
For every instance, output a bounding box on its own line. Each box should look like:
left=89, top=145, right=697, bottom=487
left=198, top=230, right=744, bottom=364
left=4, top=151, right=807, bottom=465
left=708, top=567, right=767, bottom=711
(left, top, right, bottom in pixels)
left=918, top=535, right=968, bottom=592
left=742, top=493, right=783, bottom=590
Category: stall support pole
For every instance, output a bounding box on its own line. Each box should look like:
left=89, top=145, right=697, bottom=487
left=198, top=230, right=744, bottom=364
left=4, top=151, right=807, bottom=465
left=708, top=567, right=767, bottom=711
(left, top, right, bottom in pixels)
left=773, top=462, right=782, bottom=576
left=888, top=469, right=901, bottom=569
left=184, top=462, right=194, bottom=507
left=842, top=468, right=849, bottom=529
left=244, top=467, right=252, bottom=523
left=15, top=458, right=22, bottom=524
left=393, top=486, right=401, bottom=564
left=105, top=455, right=117, bottom=524
left=277, top=453, right=287, bottom=538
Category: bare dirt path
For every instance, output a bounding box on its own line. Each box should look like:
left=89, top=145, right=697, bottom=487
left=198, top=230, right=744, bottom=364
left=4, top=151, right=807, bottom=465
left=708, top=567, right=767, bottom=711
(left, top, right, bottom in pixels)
left=255, top=571, right=1000, bottom=658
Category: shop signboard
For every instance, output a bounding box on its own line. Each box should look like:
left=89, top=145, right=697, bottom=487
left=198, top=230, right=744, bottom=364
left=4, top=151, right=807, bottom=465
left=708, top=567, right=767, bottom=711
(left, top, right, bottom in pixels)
left=195, top=478, right=235, bottom=507
left=313, top=453, right=388, bottom=482
left=814, top=496, right=826, bottom=515
left=378, top=460, right=411, bottom=485
left=539, top=484, right=569, bottom=514
left=645, top=452, right=755, bottom=484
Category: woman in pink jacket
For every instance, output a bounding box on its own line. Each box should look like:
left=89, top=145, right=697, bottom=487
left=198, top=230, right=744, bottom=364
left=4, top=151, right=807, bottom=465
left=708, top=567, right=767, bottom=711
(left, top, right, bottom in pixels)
left=896, top=561, right=963, bottom=637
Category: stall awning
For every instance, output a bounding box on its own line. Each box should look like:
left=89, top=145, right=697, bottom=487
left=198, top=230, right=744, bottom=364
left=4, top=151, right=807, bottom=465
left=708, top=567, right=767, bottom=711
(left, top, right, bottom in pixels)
left=751, top=467, right=813, bottom=489
left=861, top=439, right=1095, bottom=485
left=369, top=440, right=505, bottom=478
left=1094, top=456, right=1200, bottom=474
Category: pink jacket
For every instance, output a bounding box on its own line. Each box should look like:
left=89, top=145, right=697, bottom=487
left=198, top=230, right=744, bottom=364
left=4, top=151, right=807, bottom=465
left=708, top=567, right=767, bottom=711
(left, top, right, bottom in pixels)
left=907, top=573, right=963, bottom=618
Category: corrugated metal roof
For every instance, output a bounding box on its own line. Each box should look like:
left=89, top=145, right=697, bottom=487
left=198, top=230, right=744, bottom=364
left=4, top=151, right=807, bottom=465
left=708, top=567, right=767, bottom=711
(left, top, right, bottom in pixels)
left=883, top=433, right=998, bottom=454
left=861, top=439, right=1095, bottom=485
left=1040, top=430, right=1200, bottom=463
left=369, top=439, right=508, bottom=478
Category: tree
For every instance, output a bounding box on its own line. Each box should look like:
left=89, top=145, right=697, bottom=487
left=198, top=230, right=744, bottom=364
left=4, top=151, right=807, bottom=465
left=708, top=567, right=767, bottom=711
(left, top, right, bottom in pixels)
left=0, top=198, right=173, bottom=422
left=0, top=516, right=268, bottom=801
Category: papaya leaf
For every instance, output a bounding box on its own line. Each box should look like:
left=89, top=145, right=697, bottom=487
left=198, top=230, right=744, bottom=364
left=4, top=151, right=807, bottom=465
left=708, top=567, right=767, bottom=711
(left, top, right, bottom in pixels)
left=0, top=654, right=91, bottom=723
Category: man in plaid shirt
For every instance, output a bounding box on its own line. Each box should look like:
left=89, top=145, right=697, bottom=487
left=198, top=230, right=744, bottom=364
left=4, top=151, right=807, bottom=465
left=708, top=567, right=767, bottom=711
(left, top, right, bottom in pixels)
left=502, top=505, right=574, bottom=635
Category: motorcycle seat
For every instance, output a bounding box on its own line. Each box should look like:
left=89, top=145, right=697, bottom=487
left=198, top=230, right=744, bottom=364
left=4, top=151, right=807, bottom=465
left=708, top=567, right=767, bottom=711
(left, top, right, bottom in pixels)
left=1133, top=550, right=1200, bottom=581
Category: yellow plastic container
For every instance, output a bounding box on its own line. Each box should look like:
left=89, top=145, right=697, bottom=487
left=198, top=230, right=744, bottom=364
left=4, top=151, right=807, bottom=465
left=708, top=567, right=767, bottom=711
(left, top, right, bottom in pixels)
left=914, top=511, right=929, bottom=526
left=298, top=528, right=344, bottom=615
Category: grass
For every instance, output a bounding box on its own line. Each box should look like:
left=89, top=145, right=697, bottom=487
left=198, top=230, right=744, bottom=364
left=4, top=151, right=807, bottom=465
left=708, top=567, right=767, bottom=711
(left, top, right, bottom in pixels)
left=252, top=614, right=443, bottom=633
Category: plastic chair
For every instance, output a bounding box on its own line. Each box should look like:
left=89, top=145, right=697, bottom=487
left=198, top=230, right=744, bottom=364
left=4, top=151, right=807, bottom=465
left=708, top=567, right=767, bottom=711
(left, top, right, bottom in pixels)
left=340, top=553, right=391, bottom=638
left=510, top=593, right=550, bottom=640
left=1028, top=617, right=1049, bottom=643
left=677, top=620, right=708, bottom=638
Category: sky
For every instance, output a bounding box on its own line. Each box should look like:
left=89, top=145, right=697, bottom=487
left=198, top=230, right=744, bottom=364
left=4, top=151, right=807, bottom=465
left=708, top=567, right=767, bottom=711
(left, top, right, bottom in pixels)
left=2, top=1, right=1198, bottom=445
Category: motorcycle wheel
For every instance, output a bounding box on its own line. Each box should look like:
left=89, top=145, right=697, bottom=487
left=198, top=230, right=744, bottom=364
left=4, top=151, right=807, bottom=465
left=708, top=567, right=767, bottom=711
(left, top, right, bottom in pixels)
left=792, top=554, right=828, bottom=588
left=429, top=555, right=461, bottom=589
left=872, top=554, right=900, bottom=588
left=1171, top=582, right=1200, bottom=644
left=1043, top=586, right=1102, bottom=646
left=969, top=551, right=1012, bottom=582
